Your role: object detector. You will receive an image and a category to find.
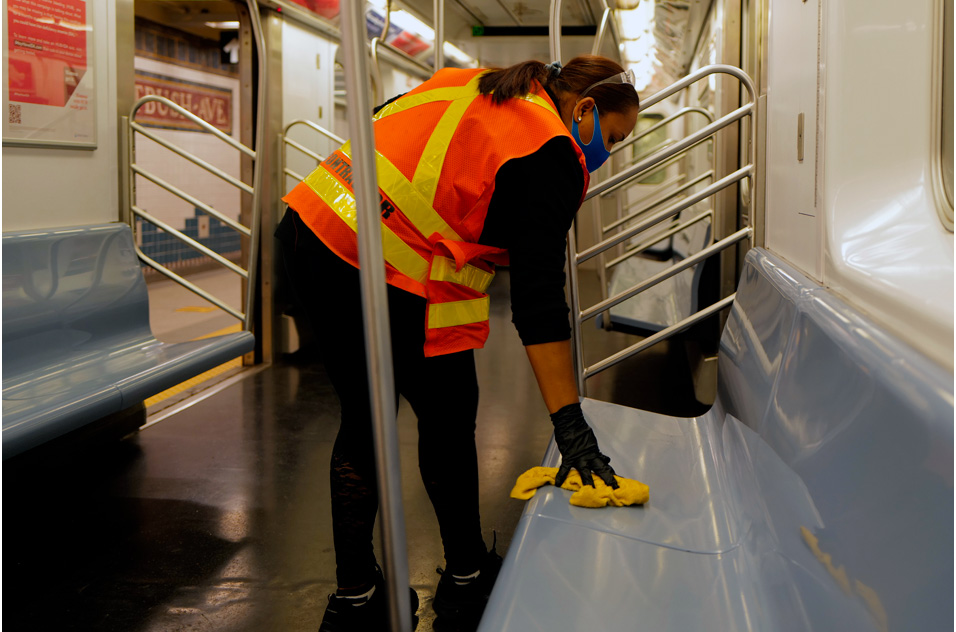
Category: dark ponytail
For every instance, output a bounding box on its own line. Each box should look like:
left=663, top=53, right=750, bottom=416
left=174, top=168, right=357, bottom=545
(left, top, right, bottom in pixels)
left=478, top=54, right=640, bottom=114
left=477, top=60, right=550, bottom=104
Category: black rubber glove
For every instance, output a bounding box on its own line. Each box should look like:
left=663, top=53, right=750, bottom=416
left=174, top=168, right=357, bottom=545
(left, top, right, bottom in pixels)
left=550, top=403, right=619, bottom=489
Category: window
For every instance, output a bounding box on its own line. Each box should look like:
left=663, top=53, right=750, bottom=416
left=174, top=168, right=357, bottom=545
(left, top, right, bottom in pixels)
left=633, top=113, right=667, bottom=184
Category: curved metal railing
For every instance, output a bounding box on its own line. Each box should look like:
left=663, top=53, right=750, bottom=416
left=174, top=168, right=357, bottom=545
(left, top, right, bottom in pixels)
left=125, top=95, right=259, bottom=325
left=280, top=119, right=345, bottom=185
left=611, top=106, right=714, bottom=156
left=122, top=0, right=265, bottom=333
left=566, top=64, right=758, bottom=393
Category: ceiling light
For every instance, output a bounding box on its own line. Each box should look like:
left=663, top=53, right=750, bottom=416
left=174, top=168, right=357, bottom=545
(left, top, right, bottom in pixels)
left=390, top=10, right=434, bottom=41
left=616, top=1, right=654, bottom=38
left=444, top=42, right=476, bottom=66
left=205, top=21, right=240, bottom=29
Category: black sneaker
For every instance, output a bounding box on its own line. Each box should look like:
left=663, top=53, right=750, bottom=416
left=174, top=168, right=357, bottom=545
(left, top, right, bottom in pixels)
left=432, top=537, right=503, bottom=628
left=318, top=567, right=420, bottom=632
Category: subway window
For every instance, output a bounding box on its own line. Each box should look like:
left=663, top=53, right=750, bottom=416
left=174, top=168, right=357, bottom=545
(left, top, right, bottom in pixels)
left=633, top=113, right=667, bottom=185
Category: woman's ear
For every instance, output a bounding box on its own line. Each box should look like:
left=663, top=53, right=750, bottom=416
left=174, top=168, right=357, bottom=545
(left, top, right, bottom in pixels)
left=572, top=97, right=596, bottom=122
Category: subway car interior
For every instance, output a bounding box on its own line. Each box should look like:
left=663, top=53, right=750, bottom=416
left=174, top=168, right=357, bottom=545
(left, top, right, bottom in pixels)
left=2, top=0, right=953, bottom=630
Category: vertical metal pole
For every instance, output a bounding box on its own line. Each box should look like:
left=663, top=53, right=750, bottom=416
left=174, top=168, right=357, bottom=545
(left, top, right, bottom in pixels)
left=591, top=8, right=610, bottom=55
left=340, top=0, right=411, bottom=631
left=549, top=0, right=563, bottom=62
left=567, top=229, right=587, bottom=396
left=242, top=0, right=266, bottom=336
left=434, top=0, right=444, bottom=70
left=121, top=117, right=132, bottom=226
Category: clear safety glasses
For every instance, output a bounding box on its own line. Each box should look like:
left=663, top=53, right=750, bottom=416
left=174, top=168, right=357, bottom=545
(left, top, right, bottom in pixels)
left=579, top=69, right=637, bottom=99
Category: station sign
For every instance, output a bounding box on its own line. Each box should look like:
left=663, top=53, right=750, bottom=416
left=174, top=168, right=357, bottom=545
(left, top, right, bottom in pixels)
left=134, top=71, right=232, bottom=134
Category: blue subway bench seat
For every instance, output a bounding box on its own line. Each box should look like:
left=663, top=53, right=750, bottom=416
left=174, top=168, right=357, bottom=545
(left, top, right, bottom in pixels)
left=2, top=223, right=254, bottom=459
left=480, top=248, right=953, bottom=632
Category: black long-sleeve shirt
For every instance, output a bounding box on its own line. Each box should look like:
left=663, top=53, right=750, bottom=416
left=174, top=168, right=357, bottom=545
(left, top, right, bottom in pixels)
left=478, top=137, right=585, bottom=346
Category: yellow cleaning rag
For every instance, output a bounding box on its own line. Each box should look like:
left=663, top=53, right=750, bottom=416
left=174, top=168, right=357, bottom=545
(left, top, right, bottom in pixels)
left=510, top=466, right=649, bottom=508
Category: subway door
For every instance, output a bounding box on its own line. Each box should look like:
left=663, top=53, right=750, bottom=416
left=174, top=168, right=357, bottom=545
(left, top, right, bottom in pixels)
left=265, top=16, right=338, bottom=359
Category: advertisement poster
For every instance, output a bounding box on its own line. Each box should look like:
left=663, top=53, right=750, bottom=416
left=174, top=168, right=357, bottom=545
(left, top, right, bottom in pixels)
left=3, top=0, right=96, bottom=148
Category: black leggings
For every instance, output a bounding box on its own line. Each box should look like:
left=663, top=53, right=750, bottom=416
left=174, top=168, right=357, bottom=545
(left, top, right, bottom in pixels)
left=277, top=209, right=487, bottom=588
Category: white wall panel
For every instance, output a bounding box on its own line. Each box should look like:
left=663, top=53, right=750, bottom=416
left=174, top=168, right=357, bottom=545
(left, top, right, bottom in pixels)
left=2, top=0, right=119, bottom=231
left=281, top=19, right=335, bottom=195
left=765, top=0, right=821, bottom=278
left=820, top=0, right=953, bottom=371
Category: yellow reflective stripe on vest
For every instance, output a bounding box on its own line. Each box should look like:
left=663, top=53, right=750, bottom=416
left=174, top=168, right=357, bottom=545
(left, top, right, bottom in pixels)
left=373, top=74, right=485, bottom=121
left=302, top=166, right=430, bottom=283
left=430, top=256, right=495, bottom=293
left=340, top=142, right=463, bottom=243
left=515, top=92, right=560, bottom=119
left=428, top=297, right=490, bottom=329
left=412, top=77, right=483, bottom=204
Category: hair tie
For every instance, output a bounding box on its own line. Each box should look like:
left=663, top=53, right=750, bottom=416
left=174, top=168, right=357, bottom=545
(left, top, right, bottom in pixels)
left=544, top=61, right=563, bottom=79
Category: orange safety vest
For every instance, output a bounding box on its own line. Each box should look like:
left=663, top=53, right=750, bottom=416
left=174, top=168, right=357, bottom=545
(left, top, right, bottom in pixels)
left=283, top=67, right=590, bottom=357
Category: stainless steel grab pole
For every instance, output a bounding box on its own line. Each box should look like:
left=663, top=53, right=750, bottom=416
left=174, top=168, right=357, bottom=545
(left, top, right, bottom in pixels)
left=243, top=0, right=266, bottom=334
left=549, top=0, right=562, bottom=62
left=434, top=0, right=444, bottom=70
left=339, top=0, right=411, bottom=630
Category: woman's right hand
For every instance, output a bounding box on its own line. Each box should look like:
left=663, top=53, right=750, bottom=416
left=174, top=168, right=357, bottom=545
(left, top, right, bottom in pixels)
left=550, top=403, right=618, bottom=489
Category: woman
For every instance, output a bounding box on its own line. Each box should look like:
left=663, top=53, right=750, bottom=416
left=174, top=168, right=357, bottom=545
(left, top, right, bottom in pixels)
left=277, top=54, right=640, bottom=631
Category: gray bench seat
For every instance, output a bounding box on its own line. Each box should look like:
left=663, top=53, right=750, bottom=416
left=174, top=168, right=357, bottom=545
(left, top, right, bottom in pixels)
left=481, top=248, right=952, bottom=631
left=2, top=223, right=254, bottom=458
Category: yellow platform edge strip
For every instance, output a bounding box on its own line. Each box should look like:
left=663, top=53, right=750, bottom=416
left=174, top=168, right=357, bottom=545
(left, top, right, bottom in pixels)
left=144, top=323, right=244, bottom=409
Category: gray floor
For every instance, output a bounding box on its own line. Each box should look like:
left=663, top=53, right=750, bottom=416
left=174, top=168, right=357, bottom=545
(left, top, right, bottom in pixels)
left=2, top=267, right=704, bottom=631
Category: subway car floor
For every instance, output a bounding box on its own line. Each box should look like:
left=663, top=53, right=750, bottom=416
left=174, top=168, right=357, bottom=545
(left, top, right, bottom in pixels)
left=2, top=267, right=706, bottom=631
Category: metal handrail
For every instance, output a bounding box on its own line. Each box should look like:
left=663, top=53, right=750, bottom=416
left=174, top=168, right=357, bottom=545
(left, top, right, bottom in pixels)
left=606, top=170, right=714, bottom=232
left=280, top=119, right=345, bottom=190
left=623, top=138, right=676, bottom=168
left=124, top=0, right=265, bottom=333
left=610, top=138, right=714, bottom=199
left=605, top=210, right=714, bottom=269
left=617, top=172, right=684, bottom=212
left=126, top=95, right=260, bottom=327
left=549, top=0, right=563, bottom=62
left=369, top=0, right=443, bottom=101
left=131, top=164, right=252, bottom=236
left=579, top=165, right=752, bottom=263
left=592, top=7, right=611, bottom=55
left=588, top=101, right=752, bottom=199
left=130, top=121, right=255, bottom=192
left=286, top=118, right=345, bottom=145
left=434, top=0, right=444, bottom=71
left=568, top=64, right=757, bottom=394
left=611, top=106, right=714, bottom=155
left=581, top=227, right=752, bottom=320
left=371, top=38, right=385, bottom=105
left=340, top=0, right=411, bottom=629
left=585, top=294, right=737, bottom=378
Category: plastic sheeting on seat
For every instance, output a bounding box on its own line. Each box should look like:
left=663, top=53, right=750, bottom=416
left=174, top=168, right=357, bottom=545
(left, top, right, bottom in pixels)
left=482, top=248, right=953, bottom=631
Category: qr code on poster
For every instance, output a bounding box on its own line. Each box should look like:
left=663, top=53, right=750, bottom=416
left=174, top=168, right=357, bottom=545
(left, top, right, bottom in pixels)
left=9, top=104, right=21, bottom=124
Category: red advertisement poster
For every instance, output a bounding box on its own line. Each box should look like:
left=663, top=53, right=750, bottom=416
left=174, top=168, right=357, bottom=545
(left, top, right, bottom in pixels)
left=135, top=72, right=233, bottom=134
left=287, top=0, right=340, bottom=20
left=7, top=0, right=88, bottom=107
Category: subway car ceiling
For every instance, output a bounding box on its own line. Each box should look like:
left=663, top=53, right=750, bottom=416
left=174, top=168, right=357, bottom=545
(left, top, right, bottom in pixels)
left=132, top=0, right=712, bottom=86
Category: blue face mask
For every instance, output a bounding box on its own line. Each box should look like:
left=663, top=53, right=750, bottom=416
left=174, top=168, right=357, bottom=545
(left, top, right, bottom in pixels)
left=571, top=104, right=611, bottom=172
